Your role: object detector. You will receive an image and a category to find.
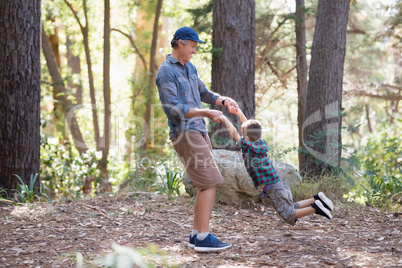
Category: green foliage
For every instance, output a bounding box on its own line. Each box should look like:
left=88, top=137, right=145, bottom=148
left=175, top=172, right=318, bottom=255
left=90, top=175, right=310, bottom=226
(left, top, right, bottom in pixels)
left=186, top=0, right=212, bottom=34
left=125, top=167, right=157, bottom=192
left=157, top=165, right=182, bottom=196
left=0, top=186, right=18, bottom=205
left=363, top=164, right=402, bottom=208
left=40, top=135, right=100, bottom=199
left=121, top=145, right=185, bottom=197
left=0, top=186, right=9, bottom=199
left=344, top=122, right=402, bottom=211
left=292, top=173, right=351, bottom=203
left=13, top=174, right=50, bottom=203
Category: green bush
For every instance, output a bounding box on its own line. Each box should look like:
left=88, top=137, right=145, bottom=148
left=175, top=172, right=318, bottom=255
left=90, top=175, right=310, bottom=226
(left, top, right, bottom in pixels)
left=119, top=147, right=185, bottom=197
left=345, top=121, right=402, bottom=211
left=40, top=134, right=100, bottom=199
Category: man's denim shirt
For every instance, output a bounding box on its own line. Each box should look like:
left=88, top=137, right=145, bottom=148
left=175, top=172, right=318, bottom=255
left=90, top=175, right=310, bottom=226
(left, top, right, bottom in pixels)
left=156, top=54, right=220, bottom=139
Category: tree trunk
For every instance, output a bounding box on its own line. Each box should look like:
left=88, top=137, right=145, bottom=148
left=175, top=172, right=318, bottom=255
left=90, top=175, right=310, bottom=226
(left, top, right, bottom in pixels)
left=98, top=0, right=112, bottom=192
left=301, top=0, right=350, bottom=177
left=140, top=0, right=163, bottom=151
left=64, top=0, right=101, bottom=151
left=64, top=2, right=102, bottom=146
left=295, top=0, right=308, bottom=173
left=66, top=37, right=83, bottom=105
left=0, top=0, right=41, bottom=191
left=365, top=104, right=373, bottom=134
left=47, top=19, right=68, bottom=144
left=42, top=25, right=89, bottom=155
left=133, top=0, right=167, bottom=78
left=211, top=0, right=255, bottom=151
left=83, top=32, right=100, bottom=151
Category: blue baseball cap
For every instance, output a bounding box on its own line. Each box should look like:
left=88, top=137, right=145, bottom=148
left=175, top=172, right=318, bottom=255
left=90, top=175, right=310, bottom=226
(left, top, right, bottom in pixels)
left=173, top=27, right=205, bottom=43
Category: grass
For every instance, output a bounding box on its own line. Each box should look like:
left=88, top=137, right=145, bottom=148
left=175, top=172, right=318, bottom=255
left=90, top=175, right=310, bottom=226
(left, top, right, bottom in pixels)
left=292, top=173, right=352, bottom=205
left=13, top=173, right=51, bottom=203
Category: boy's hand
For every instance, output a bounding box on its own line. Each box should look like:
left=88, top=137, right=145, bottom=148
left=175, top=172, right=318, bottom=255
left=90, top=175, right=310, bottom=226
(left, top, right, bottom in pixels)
left=229, top=106, right=242, bottom=116
left=229, top=107, right=247, bottom=124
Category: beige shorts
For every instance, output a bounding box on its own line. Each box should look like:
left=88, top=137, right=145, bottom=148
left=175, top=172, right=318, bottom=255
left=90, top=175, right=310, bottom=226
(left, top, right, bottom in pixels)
left=171, top=131, right=223, bottom=191
left=266, top=180, right=299, bottom=225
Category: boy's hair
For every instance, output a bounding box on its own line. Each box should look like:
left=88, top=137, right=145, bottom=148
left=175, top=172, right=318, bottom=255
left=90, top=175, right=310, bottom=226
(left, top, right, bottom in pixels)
left=241, top=119, right=262, bottom=142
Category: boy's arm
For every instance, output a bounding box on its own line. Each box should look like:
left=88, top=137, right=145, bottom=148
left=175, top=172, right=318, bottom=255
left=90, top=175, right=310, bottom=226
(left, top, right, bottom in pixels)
left=238, top=109, right=247, bottom=124
left=222, top=116, right=241, bottom=142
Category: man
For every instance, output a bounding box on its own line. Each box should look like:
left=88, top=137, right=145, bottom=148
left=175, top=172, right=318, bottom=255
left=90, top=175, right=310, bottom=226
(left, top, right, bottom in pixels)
left=156, top=27, right=238, bottom=252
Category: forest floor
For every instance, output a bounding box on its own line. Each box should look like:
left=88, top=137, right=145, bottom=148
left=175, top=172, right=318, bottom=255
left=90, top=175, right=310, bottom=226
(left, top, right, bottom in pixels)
left=0, top=192, right=401, bottom=268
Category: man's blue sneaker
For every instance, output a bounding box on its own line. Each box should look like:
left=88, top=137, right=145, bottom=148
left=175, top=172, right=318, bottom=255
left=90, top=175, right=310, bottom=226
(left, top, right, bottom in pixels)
left=188, top=234, right=196, bottom=249
left=194, top=233, right=231, bottom=252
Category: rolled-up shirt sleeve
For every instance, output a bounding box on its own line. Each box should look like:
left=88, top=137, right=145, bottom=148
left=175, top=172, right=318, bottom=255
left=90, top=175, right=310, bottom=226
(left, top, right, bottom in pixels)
left=156, top=66, right=190, bottom=118
left=197, top=76, right=220, bottom=105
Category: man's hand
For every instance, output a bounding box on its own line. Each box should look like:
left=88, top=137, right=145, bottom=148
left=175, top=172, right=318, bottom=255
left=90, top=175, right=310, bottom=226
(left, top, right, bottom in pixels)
left=205, top=110, right=225, bottom=123
left=224, top=98, right=239, bottom=110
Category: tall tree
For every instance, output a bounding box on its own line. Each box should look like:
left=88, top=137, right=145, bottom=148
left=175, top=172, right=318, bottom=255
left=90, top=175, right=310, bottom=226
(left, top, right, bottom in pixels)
left=140, top=0, right=164, bottom=151
left=63, top=0, right=111, bottom=192
left=112, top=0, right=165, bottom=152
left=295, top=0, right=308, bottom=172
left=211, top=0, right=255, bottom=150
left=98, top=0, right=112, bottom=190
left=66, top=37, right=83, bottom=105
left=302, top=0, right=350, bottom=177
left=0, top=0, right=41, bottom=191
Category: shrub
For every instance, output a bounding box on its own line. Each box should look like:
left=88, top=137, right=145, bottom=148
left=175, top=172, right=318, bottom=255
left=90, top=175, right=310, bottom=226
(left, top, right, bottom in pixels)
left=40, top=134, right=100, bottom=199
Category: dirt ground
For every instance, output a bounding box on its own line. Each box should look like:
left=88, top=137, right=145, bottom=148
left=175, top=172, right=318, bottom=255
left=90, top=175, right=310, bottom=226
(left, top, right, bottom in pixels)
left=1, top=192, right=401, bottom=268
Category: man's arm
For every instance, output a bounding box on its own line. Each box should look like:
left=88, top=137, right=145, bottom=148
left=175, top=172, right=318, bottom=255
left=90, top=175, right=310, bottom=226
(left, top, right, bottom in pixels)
left=221, top=116, right=241, bottom=142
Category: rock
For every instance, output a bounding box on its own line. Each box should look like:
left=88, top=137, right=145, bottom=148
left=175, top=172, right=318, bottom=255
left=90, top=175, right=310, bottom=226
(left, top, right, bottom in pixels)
left=182, top=149, right=302, bottom=205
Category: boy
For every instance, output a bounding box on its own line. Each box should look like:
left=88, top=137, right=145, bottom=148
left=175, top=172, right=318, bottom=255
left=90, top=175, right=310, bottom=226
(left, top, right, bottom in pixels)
left=221, top=108, right=334, bottom=225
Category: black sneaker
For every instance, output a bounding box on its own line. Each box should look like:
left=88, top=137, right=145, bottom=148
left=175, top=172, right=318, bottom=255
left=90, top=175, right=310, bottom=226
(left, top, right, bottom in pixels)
left=188, top=234, right=196, bottom=249
left=314, top=192, right=334, bottom=211
left=312, top=200, right=333, bottom=219
left=194, top=233, right=231, bottom=252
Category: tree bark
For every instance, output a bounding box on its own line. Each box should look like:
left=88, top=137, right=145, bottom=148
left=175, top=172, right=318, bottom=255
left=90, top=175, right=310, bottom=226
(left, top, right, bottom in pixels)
left=98, top=0, right=112, bottom=192
left=47, top=17, right=68, bottom=144
left=0, top=0, right=41, bottom=191
left=295, top=0, right=308, bottom=173
left=140, top=0, right=163, bottom=151
left=211, top=0, right=255, bottom=150
left=64, top=0, right=100, bottom=151
left=365, top=104, right=373, bottom=134
left=42, top=25, right=88, bottom=155
left=66, top=37, right=83, bottom=105
left=301, top=0, right=350, bottom=177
